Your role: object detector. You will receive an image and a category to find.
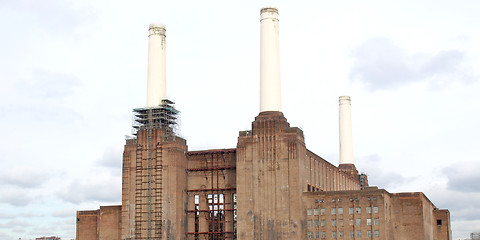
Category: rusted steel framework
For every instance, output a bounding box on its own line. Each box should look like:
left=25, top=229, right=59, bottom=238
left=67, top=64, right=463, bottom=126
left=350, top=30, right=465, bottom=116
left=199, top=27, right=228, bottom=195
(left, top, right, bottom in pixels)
left=185, top=150, right=237, bottom=240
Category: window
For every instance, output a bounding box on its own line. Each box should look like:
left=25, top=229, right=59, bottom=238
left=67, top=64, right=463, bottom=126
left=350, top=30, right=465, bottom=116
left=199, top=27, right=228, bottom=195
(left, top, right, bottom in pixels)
left=349, top=207, right=354, bottom=214
left=339, top=219, right=343, bottom=226
left=332, top=231, right=337, bottom=238
left=367, top=230, right=372, bottom=237
left=349, top=219, right=354, bottom=226
left=314, top=208, right=319, bottom=215
left=308, top=231, right=313, bottom=239
left=338, top=208, right=343, bottom=214
left=331, top=208, right=336, bottom=215
left=356, top=219, right=361, bottom=226
left=367, top=219, right=372, bottom=226
left=308, top=209, right=312, bottom=215
left=321, top=220, right=326, bottom=227
left=373, top=206, right=378, bottom=213
left=375, top=230, right=380, bottom=237
left=322, top=231, right=326, bottom=239
left=355, top=207, right=361, bottom=214
left=357, top=230, right=362, bottom=237
left=315, top=219, right=319, bottom=227
left=332, top=219, right=336, bottom=226
left=338, top=198, right=342, bottom=202
left=350, top=231, right=354, bottom=238
left=308, top=220, right=313, bottom=227
left=339, top=231, right=344, bottom=238
left=321, top=208, right=326, bottom=215
left=366, top=206, right=372, bottom=213
left=320, top=199, right=325, bottom=203
left=374, top=218, right=379, bottom=225
left=373, top=197, right=377, bottom=201
left=194, top=194, right=200, bottom=239
left=437, top=219, right=442, bottom=226
left=315, top=232, right=319, bottom=238
left=207, top=194, right=225, bottom=238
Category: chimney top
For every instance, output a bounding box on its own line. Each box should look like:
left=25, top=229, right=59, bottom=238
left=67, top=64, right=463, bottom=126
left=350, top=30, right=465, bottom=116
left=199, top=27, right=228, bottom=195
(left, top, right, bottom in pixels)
left=339, top=96, right=351, bottom=102
left=149, top=23, right=166, bottom=36
left=261, top=7, right=278, bottom=14
left=149, top=23, right=166, bottom=29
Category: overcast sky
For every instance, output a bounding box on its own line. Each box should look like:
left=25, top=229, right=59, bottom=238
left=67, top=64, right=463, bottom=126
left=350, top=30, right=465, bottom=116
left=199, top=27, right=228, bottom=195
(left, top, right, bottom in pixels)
left=1, top=0, right=479, bottom=239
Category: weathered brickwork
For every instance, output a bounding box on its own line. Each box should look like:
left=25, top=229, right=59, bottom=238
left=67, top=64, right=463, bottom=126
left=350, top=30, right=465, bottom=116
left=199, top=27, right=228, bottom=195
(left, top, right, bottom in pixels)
left=302, top=188, right=451, bottom=239
left=76, top=111, right=451, bottom=240
left=76, top=206, right=122, bottom=240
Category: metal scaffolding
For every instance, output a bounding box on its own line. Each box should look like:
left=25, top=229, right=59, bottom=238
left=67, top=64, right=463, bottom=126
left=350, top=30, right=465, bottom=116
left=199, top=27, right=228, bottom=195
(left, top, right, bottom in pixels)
left=132, top=99, right=180, bottom=137
left=133, top=99, right=179, bottom=240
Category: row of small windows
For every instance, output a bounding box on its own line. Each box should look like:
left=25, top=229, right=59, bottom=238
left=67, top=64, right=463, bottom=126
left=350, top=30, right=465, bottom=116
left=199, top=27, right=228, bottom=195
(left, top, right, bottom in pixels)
left=307, top=207, right=379, bottom=216
left=315, top=197, right=378, bottom=204
left=307, top=230, right=380, bottom=238
left=307, top=218, right=379, bottom=227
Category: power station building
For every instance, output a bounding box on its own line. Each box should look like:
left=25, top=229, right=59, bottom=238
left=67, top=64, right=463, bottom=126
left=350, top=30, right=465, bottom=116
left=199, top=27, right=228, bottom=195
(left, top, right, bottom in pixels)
left=76, top=8, right=452, bottom=240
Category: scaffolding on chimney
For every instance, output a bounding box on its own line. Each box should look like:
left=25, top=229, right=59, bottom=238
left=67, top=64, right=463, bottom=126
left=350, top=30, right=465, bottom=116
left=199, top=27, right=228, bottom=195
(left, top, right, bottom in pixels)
left=133, top=99, right=179, bottom=239
left=132, top=99, right=180, bottom=138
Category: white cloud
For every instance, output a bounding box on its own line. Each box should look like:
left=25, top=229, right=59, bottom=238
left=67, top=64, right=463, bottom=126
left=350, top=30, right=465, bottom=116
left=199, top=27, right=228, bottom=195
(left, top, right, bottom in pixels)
left=0, top=167, right=53, bottom=188
left=0, top=1, right=479, bottom=239
left=349, top=37, right=477, bottom=90
left=52, top=208, right=77, bottom=218
left=58, top=171, right=121, bottom=204
left=0, top=219, right=31, bottom=229
left=444, top=161, right=480, bottom=193
left=0, top=188, right=37, bottom=207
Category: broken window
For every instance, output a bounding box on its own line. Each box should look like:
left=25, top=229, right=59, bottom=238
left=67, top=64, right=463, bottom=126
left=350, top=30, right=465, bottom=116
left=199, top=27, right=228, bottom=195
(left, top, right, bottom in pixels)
left=207, top=194, right=225, bottom=239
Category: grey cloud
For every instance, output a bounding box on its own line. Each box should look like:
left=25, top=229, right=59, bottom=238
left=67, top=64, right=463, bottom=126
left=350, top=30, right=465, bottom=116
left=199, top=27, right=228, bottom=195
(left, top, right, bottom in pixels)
left=28, top=225, right=59, bottom=237
left=0, top=213, right=15, bottom=219
left=349, top=37, right=476, bottom=90
left=52, top=208, right=76, bottom=218
left=0, top=232, right=13, bottom=240
left=58, top=174, right=121, bottom=204
left=0, top=189, right=36, bottom=207
left=0, top=212, right=43, bottom=220
left=0, top=219, right=31, bottom=228
left=356, top=154, right=417, bottom=190
left=444, top=161, right=480, bottom=193
left=12, top=227, right=26, bottom=233
left=0, top=167, right=52, bottom=188
left=426, top=187, right=480, bottom=221
left=97, top=145, right=123, bottom=169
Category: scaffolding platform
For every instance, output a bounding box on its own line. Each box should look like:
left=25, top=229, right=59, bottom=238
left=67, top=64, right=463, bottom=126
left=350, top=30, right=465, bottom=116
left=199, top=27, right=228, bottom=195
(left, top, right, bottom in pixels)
left=132, top=99, right=180, bottom=136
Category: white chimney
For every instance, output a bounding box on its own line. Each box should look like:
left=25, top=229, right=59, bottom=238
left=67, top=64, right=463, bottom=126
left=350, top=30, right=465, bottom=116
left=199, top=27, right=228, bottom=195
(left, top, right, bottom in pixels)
left=339, top=96, right=354, bottom=165
left=260, top=7, right=282, bottom=112
left=146, top=23, right=167, bottom=107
